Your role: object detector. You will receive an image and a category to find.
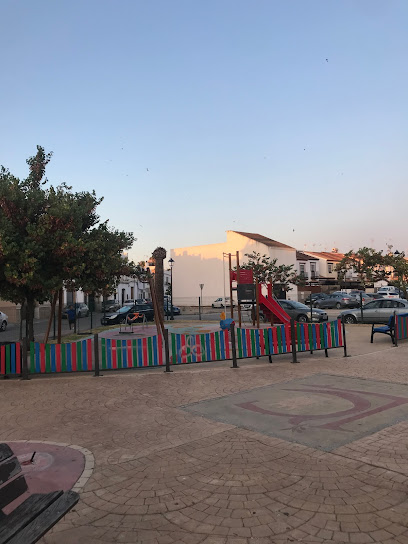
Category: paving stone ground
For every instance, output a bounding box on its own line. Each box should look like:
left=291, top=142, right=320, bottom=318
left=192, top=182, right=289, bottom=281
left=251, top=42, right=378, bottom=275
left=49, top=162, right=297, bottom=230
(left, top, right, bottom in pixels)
left=2, top=324, right=408, bottom=543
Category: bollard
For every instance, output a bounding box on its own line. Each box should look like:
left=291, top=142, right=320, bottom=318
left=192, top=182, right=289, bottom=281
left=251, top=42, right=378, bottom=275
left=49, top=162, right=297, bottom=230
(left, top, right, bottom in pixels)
left=93, top=333, right=101, bottom=376
left=230, top=323, right=239, bottom=368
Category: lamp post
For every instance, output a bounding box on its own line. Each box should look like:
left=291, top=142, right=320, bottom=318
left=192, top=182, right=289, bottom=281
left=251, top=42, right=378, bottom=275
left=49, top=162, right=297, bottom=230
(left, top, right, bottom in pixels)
left=169, top=258, right=174, bottom=320
left=199, top=283, right=204, bottom=320
left=394, top=250, right=401, bottom=297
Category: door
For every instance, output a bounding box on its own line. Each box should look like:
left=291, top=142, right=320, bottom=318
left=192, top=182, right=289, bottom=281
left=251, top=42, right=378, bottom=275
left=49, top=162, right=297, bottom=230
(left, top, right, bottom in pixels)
left=377, top=300, right=399, bottom=323
left=361, top=300, right=383, bottom=323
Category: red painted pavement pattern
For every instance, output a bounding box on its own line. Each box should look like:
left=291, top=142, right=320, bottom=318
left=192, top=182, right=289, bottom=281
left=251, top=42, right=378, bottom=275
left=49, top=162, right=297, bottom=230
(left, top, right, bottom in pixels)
left=4, top=442, right=85, bottom=514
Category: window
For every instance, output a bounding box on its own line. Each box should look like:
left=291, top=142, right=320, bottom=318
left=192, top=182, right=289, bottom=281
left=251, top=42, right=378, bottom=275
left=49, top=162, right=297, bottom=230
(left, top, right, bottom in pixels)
left=328, top=263, right=333, bottom=273
left=398, top=302, right=407, bottom=308
left=299, top=263, right=305, bottom=274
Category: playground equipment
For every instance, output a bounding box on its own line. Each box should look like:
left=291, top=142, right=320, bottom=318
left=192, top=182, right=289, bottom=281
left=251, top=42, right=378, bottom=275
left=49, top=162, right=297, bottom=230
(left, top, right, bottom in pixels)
left=226, top=252, right=291, bottom=328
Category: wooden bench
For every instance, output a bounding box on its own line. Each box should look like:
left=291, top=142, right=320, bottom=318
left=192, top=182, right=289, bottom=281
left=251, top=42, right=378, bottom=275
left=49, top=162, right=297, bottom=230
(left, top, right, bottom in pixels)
left=0, top=443, right=79, bottom=544
left=370, top=315, right=395, bottom=345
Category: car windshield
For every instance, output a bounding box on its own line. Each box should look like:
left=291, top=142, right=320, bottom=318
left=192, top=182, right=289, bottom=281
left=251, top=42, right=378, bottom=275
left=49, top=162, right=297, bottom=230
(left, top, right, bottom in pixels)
left=289, top=301, right=309, bottom=309
left=117, top=306, right=130, bottom=314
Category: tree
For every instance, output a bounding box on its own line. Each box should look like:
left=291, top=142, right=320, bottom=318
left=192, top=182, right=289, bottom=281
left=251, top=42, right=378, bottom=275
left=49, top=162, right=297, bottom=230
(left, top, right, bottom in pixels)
left=152, top=247, right=167, bottom=321
left=239, top=252, right=300, bottom=292
left=336, top=248, right=390, bottom=287
left=386, top=250, right=408, bottom=298
left=0, top=146, right=138, bottom=341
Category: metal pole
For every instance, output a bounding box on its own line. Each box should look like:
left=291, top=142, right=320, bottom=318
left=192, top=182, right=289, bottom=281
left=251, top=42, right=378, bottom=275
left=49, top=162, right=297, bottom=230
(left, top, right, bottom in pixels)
left=394, top=310, right=398, bottom=347
left=360, top=292, right=363, bottom=324
left=256, top=279, right=260, bottom=329
left=199, top=296, right=201, bottom=320
left=22, top=337, right=29, bottom=380
left=222, top=253, right=227, bottom=310
left=342, top=316, right=348, bottom=357
left=164, top=328, right=172, bottom=372
left=53, top=306, right=56, bottom=340
left=228, top=253, right=234, bottom=319
left=310, top=295, right=314, bottom=353
left=170, top=264, right=174, bottom=320
left=230, top=323, right=238, bottom=368
left=93, top=333, right=100, bottom=376
left=290, top=318, right=298, bottom=363
left=236, top=251, right=242, bottom=328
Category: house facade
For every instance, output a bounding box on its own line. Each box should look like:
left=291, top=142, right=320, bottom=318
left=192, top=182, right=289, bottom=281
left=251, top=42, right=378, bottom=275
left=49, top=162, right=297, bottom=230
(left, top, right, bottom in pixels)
left=295, top=251, right=320, bottom=282
left=171, top=231, right=298, bottom=306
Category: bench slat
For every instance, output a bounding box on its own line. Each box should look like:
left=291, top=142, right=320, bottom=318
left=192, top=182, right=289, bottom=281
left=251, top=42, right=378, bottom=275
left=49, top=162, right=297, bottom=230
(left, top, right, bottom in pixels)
left=0, top=446, right=13, bottom=465
left=6, top=491, right=79, bottom=544
left=0, top=477, right=28, bottom=511
left=0, top=492, right=62, bottom=544
left=0, top=458, right=21, bottom=486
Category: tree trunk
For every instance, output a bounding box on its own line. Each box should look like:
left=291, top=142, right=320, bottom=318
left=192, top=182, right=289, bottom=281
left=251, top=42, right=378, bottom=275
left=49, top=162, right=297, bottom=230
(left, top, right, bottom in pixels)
left=26, top=296, right=35, bottom=342
left=19, top=300, right=25, bottom=341
left=152, top=247, right=166, bottom=323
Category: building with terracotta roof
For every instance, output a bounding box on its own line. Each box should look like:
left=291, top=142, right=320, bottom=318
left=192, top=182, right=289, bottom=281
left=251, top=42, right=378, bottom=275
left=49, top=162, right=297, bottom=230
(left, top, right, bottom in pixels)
left=170, top=231, right=297, bottom=306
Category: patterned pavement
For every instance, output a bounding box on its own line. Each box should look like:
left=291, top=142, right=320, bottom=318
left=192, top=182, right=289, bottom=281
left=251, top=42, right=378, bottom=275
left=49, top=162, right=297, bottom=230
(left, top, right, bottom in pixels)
left=2, top=326, right=408, bottom=543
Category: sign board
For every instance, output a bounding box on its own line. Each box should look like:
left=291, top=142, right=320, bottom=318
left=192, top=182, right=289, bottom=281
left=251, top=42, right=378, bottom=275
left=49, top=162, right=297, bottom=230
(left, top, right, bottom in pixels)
left=238, top=269, right=254, bottom=284
left=237, top=283, right=256, bottom=302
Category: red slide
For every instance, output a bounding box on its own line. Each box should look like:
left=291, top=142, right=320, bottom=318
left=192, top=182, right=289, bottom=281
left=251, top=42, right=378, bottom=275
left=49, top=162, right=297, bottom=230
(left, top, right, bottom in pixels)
left=258, top=290, right=291, bottom=324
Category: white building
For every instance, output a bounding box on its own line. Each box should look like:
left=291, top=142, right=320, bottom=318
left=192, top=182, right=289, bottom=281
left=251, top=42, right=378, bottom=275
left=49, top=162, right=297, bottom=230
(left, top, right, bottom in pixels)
left=171, top=231, right=298, bottom=306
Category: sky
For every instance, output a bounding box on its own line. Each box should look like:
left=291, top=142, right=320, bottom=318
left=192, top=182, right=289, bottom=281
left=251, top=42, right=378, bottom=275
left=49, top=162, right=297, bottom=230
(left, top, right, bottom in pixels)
left=1, top=0, right=407, bottom=263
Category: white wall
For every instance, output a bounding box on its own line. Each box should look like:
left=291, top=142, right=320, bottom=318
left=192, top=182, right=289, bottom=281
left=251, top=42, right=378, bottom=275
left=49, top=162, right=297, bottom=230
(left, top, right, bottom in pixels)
left=171, top=231, right=298, bottom=306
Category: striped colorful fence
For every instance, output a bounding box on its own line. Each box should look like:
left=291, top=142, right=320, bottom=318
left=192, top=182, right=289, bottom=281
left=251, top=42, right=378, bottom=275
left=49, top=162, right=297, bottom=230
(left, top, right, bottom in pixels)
left=101, top=336, right=163, bottom=369
left=395, top=313, right=408, bottom=341
left=0, top=343, right=22, bottom=376
left=170, top=330, right=230, bottom=364
left=295, top=319, right=343, bottom=352
left=236, top=324, right=291, bottom=358
left=30, top=339, right=93, bottom=373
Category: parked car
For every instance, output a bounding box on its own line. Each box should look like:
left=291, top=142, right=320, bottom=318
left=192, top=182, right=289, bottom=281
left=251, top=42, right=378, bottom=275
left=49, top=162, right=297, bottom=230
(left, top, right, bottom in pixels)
left=212, top=297, right=234, bottom=308
left=339, top=298, right=408, bottom=324
left=277, top=300, right=328, bottom=323
left=376, top=288, right=401, bottom=299
left=304, top=293, right=330, bottom=306
left=62, top=302, right=89, bottom=318
left=348, top=292, right=374, bottom=305
left=101, top=303, right=154, bottom=325
left=102, top=300, right=120, bottom=312
left=314, top=293, right=359, bottom=309
left=164, top=303, right=181, bottom=316
left=0, top=311, right=8, bottom=331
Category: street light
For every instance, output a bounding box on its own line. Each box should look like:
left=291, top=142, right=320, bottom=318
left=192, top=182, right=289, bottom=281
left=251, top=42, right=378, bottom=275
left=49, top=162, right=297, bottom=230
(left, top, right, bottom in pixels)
left=169, top=258, right=174, bottom=320
left=199, top=283, right=204, bottom=320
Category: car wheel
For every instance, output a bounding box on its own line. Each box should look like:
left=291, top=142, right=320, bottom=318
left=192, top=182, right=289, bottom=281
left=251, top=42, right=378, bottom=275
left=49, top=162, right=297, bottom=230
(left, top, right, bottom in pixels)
left=298, top=314, right=308, bottom=323
left=212, top=304, right=215, bottom=308
left=0, top=320, right=6, bottom=331
left=314, top=302, right=320, bottom=308
left=336, top=302, right=342, bottom=309
left=344, top=315, right=357, bottom=324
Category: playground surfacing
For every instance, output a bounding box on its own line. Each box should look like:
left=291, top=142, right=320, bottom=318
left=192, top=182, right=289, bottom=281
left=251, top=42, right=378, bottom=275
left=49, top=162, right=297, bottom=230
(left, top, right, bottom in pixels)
left=183, top=373, right=408, bottom=451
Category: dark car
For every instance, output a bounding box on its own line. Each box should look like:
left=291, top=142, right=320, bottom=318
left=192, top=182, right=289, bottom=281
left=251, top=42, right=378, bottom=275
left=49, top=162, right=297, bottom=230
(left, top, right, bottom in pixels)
left=62, top=302, right=89, bottom=318
left=314, top=293, right=359, bottom=309
left=101, top=303, right=154, bottom=325
left=339, top=298, right=408, bottom=324
left=304, top=293, right=330, bottom=306
left=164, top=303, right=181, bottom=316
left=277, top=300, right=328, bottom=323
left=102, top=300, right=120, bottom=312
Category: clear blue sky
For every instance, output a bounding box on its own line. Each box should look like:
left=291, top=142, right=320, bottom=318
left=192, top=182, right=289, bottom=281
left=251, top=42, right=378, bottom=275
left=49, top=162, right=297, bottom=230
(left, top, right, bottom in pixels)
left=1, top=0, right=407, bottom=262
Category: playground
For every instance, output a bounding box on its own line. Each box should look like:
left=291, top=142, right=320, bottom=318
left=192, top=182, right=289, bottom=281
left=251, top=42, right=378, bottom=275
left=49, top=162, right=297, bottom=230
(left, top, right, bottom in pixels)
left=2, top=325, right=408, bottom=544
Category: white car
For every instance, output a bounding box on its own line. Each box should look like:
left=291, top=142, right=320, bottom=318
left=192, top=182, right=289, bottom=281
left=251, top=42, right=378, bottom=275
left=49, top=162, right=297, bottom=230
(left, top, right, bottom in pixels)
left=0, top=311, right=8, bottom=331
left=377, top=287, right=401, bottom=299
left=212, top=297, right=234, bottom=308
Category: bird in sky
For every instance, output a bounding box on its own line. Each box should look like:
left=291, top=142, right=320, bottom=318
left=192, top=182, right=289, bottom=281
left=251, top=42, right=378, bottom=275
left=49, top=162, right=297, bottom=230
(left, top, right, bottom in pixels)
left=146, top=168, right=149, bottom=172
left=326, top=58, right=328, bottom=62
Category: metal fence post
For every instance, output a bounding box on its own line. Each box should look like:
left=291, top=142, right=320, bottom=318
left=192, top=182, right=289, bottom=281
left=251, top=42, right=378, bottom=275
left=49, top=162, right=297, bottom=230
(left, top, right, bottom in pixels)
left=230, top=323, right=238, bottom=368
left=164, top=328, right=172, bottom=372
left=342, top=317, right=349, bottom=357
left=290, top=318, right=298, bottom=363
left=22, top=338, right=29, bottom=380
left=93, top=333, right=100, bottom=376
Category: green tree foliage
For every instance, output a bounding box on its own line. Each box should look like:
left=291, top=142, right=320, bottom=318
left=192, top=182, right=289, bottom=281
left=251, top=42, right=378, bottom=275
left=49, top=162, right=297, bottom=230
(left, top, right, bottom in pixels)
left=0, top=146, right=138, bottom=340
left=239, top=252, right=302, bottom=292
left=386, top=250, right=408, bottom=298
left=336, top=248, right=390, bottom=287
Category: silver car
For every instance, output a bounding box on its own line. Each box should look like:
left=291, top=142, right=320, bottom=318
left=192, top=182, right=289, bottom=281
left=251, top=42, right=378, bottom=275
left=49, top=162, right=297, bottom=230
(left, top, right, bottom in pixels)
left=339, top=298, right=408, bottom=324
